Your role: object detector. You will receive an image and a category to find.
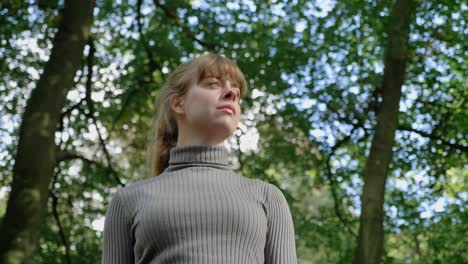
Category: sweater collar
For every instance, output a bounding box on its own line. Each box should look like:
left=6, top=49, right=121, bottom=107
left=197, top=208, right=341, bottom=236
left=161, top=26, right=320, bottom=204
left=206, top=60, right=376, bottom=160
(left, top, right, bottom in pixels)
left=163, top=144, right=232, bottom=172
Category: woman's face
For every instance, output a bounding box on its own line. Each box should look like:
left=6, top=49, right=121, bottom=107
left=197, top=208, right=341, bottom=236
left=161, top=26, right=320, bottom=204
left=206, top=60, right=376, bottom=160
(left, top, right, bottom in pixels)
left=173, top=75, right=242, bottom=143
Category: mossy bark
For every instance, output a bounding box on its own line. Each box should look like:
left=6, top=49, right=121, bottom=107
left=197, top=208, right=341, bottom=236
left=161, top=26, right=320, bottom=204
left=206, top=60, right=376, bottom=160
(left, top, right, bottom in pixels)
left=354, top=0, right=415, bottom=263
left=0, top=0, right=95, bottom=263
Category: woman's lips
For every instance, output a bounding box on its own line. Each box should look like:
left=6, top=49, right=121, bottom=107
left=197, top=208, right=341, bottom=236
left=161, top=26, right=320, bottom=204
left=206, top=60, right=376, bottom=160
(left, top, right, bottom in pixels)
left=219, top=107, right=234, bottom=114
left=218, top=105, right=235, bottom=114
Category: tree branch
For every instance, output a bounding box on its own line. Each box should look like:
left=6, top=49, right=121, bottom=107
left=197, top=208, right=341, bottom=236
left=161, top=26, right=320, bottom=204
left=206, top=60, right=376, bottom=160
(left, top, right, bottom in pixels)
left=398, top=125, right=468, bottom=153
left=326, top=126, right=361, bottom=238
left=109, top=2, right=157, bottom=132
left=83, top=38, right=125, bottom=187
left=50, top=167, right=72, bottom=264
left=56, top=149, right=124, bottom=187
left=58, top=39, right=126, bottom=187
left=58, top=98, right=86, bottom=131
left=137, top=0, right=162, bottom=73
left=152, top=0, right=218, bottom=51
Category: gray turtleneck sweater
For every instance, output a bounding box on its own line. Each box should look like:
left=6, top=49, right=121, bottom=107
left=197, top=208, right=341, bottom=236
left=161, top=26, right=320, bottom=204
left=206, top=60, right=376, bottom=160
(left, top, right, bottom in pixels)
left=102, top=144, right=297, bottom=263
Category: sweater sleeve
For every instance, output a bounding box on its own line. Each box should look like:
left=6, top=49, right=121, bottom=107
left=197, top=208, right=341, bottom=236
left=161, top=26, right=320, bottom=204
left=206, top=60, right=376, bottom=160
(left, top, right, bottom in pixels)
left=102, top=190, right=134, bottom=264
left=264, top=183, right=298, bottom=264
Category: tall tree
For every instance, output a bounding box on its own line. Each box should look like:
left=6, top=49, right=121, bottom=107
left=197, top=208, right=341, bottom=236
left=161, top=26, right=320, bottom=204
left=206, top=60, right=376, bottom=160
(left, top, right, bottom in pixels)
left=0, top=0, right=95, bottom=263
left=354, top=0, right=415, bottom=263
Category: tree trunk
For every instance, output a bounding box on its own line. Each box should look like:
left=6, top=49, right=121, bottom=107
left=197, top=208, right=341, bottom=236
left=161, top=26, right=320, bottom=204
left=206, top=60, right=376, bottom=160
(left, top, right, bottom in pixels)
left=0, top=0, right=94, bottom=263
left=353, top=0, right=414, bottom=263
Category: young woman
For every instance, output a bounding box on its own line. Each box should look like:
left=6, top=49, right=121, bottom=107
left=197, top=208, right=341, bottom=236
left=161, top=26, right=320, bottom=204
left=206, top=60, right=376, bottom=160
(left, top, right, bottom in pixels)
left=102, top=53, right=297, bottom=263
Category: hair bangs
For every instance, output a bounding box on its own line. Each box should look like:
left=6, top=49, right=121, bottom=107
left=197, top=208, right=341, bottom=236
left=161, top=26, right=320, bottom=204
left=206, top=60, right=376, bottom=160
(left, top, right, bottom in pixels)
left=198, top=56, right=247, bottom=97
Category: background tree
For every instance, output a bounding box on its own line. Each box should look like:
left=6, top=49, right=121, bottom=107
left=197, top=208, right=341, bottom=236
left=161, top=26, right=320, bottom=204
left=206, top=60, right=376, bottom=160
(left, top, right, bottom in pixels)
left=0, top=0, right=95, bottom=263
left=354, top=0, right=415, bottom=262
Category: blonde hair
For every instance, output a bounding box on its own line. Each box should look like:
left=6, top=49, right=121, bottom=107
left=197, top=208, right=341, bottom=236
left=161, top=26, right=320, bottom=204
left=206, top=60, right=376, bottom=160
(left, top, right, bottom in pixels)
left=145, top=53, right=248, bottom=177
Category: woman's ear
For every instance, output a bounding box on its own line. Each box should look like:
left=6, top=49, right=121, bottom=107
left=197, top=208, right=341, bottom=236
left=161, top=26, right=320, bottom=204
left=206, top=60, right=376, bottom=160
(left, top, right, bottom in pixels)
left=170, top=95, right=185, bottom=115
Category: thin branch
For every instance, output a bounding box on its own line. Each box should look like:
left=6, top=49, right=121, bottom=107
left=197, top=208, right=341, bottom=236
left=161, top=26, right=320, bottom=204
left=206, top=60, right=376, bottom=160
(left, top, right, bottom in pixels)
left=317, top=86, right=465, bottom=153
left=398, top=125, right=468, bottom=152
left=58, top=98, right=86, bottom=131
left=315, top=93, right=371, bottom=237
left=87, top=100, right=125, bottom=187
left=72, top=58, right=86, bottom=88
left=137, top=0, right=162, bottom=73
left=56, top=150, right=102, bottom=167
left=109, top=2, right=157, bottom=132
left=398, top=125, right=468, bottom=153
left=55, top=149, right=124, bottom=187
left=326, top=126, right=360, bottom=238
left=83, top=38, right=125, bottom=187
left=50, top=167, right=72, bottom=264
left=85, top=37, right=96, bottom=114
left=57, top=39, right=126, bottom=187
left=313, top=90, right=371, bottom=138
left=153, top=0, right=219, bottom=51
left=109, top=87, right=139, bottom=131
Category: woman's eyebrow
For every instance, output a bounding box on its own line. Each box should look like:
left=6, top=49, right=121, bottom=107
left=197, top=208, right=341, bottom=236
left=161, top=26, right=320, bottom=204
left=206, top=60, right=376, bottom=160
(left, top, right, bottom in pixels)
left=203, top=76, right=240, bottom=89
left=206, top=76, right=221, bottom=81
left=201, top=77, right=218, bottom=83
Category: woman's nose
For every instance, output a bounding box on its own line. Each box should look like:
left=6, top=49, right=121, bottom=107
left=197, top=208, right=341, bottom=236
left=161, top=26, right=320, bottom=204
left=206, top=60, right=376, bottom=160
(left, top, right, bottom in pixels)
left=223, top=81, right=237, bottom=101
left=223, top=88, right=237, bottom=102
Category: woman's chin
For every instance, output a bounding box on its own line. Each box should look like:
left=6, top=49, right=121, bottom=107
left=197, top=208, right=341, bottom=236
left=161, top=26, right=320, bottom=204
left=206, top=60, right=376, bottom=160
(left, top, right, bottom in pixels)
left=208, top=125, right=236, bottom=138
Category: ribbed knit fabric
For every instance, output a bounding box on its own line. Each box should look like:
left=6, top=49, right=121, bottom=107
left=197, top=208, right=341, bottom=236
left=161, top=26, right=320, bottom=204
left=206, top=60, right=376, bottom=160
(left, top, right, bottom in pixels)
left=102, top=144, right=297, bottom=264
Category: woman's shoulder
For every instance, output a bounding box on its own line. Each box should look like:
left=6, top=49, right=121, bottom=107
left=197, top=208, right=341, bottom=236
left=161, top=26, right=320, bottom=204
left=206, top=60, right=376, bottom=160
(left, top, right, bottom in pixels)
left=234, top=171, right=275, bottom=186
left=111, top=176, right=159, bottom=199
left=231, top=172, right=282, bottom=198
